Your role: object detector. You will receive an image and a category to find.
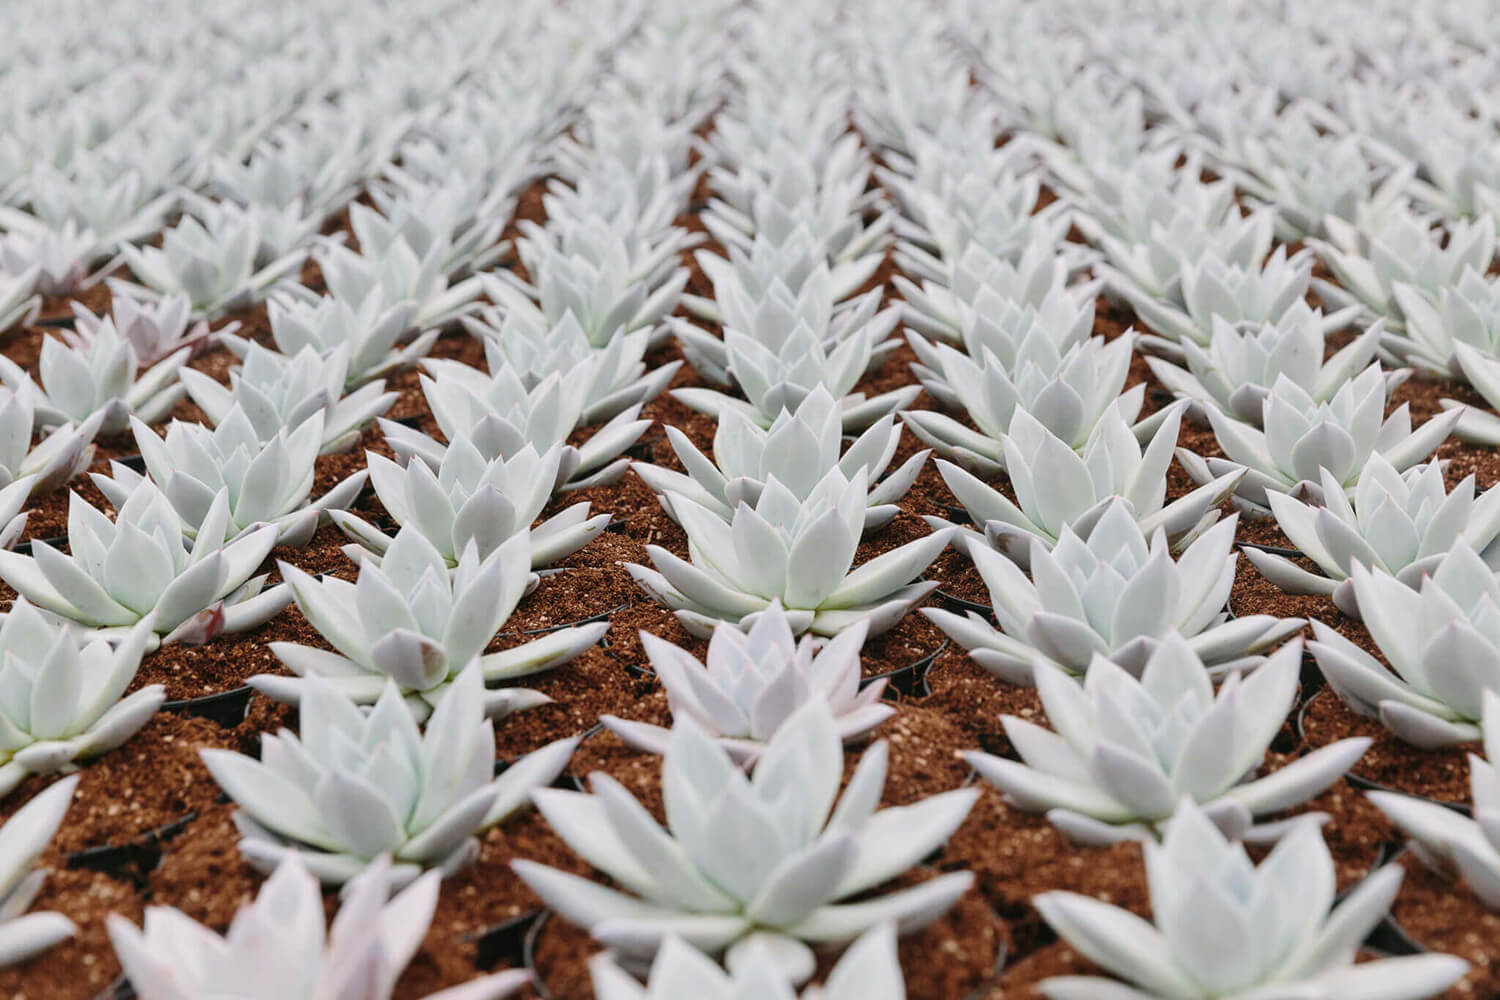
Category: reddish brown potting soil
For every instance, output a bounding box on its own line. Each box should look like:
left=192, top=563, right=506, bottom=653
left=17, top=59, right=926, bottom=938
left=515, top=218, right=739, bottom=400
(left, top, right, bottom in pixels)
left=1389, top=853, right=1500, bottom=1000
left=1301, top=688, right=1477, bottom=805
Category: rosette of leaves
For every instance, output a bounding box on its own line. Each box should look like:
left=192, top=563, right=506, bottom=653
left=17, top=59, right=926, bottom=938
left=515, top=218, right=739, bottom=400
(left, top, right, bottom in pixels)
left=261, top=292, right=428, bottom=389
left=331, top=439, right=607, bottom=569
left=1245, top=456, right=1500, bottom=618
left=968, top=633, right=1368, bottom=845
left=1177, top=365, right=1459, bottom=515
left=181, top=343, right=396, bottom=455
left=514, top=701, right=976, bottom=982
left=66, top=292, right=219, bottom=367
left=0, top=266, right=39, bottom=334
left=0, top=774, right=81, bottom=966
left=354, top=187, right=507, bottom=280
left=0, top=478, right=289, bottom=645
left=0, top=602, right=163, bottom=798
left=1388, top=267, right=1500, bottom=379
left=925, top=501, right=1301, bottom=684
left=633, top=385, right=925, bottom=534
left=1436, top=341, right=1500, bottom=448
left=0, top=389, right=104, bottom=546
left=96, top=411, right=366, bottom=546
left=629, top=469, right=951, bottom=638
left=592, top=924, right=905, bottom=1000
left=895, top=242, right=1078, bottom=349
left=316, top=232, right=484, bottom=331
left=108, top=852, right=530, bottom=1000
left=0, top=165, right=174, bottom=255
left=380, top=365, right=649, bottom=491
left=0, top=222, right=100, bottom=298
left=0, top=321, right=187, bottom=435
left=1144, top=302, right=1385, bottom=426
left=1034, top=799, right=1467, bottom=1000
left=935, top=402, right=1243, bottom=567
left=203, top=665, right=578, bottom=886
left=253, top=528, right=605, bottom=718
left=601, top=600, right=892, bottom=765
left=1370, top=689, right=1500, bottom=911
left=116, top=205, right=307, bottom=319
left=1308, top=543, right=1500, bottom=748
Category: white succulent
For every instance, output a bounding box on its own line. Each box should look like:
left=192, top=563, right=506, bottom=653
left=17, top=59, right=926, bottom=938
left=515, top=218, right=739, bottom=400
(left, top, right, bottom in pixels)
left=591, top=924, right=904, bottom=1000
left=969, top=634, right=1368, bottom=846
left=633, top=385, right=925, bottom=533
left=0, top=388, right=101, bottom=531
left=1391, top=268, right=1500, bottom=379
left=0, top=221, right=99, bottom=297
left=204, top=665, right=578, bottom=886
left=1308, top=543, right=1500, bottom=748
left=936, top=402, right=1243, bottom=566
left=1034, top=799, right=1467, bottom=1000
left=891, top=167, right=1068, bottom=280
left=0, top=774, right=81, bottom=967
left=0, top=322, right=186, bottom=435
left=924, top=502, right=1301, bottom=684
left=0, top=267, right=39, bottom=334
left=0, top=603, right=162, bottom=798
left=1145, top=304, right=1385, bottom=426
left=1178, top=365, right=1458, bottom=514
left=1246, top=456, right=1500, bottom=618
left=893, top=242, right=1077, bottom=348
left=107, top=852, right=530, bottom=1000
left=0, top=165, right=172, bottom=253
left=255, top=529, right=604, bottom=719
left=263, top=293, right=428, bottom=389
left=331, top=440, right=607, bottom=570
left=514, top=701, right=976, bottom=983
left=66, top=293, right=218, bottom=367
left=316, top=234, right=484, bottom=332
left=181, top=343, right=396, bottom=455
left=1089, top=201, right=1274, bottom=307
left=0, top=478, right=289, bottom=644
left=602, top=600, right=893, bottom=765
left=630, top=468, right=951, bottom=638
left=354, top=189, right=506, bottom=281
left=116, top=205, right=307, bottom=320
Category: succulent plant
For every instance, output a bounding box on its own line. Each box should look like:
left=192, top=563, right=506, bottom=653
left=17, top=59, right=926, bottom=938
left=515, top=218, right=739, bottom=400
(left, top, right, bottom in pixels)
left=65, top=293, right=218, bottom=367
left=116, top=205, right=307, bottom=319
left=1034, top=799, right=1467, bottom=1000
left=263, top=293, right=429, bottom=389
left=935, top=402, right=1243, bottom=566
left=0, top=478, right=289, bottom=644
left=630, top=469, right=951, bottom=638
left=0, top=387, right=100, bottom=500
left=1436, top=341, right=1500, bottom=447
left=1089, top=199, right=1275, bottom=308
left=181, top=343, right=396, bottom=455
left=592, top=924, right=905, bottom=1000
left=254, top=528, right=604, bottom=718
left=924, top=502, right=1300, bottom=684
left=1145, top=303, right=1385, bottom=426
left=1370, top=689, right=1500, bottom=910
left=316, top=234, right=483, bottom=332
left=1308, top=544, right=1500, bottom=748
left=107, top=852, right=531, bottom=1000
left=633, top=385, right=925, bottom=533
left=0, top=267, right=39, bottom=334
left=602, top=600, right=893, bottom=764
left=514, top=701, right=977, bottom=982
left=331, top=440, right=607, bottom=569
left=0, top=774, right=81, bottom=967
left=381, top=365, right=649, bottom=491
left=0, top=222, right=100, bottom=298
left=1390, top=268, right=1500, bottom=379
left=968, top=633, right=1368, bottom=845
left=1178, top=365, right=1459, bottom=514
left=0, top=322, right=186, bottom=435
left=204, top=665, right=578, bottom=886
left=1245, top=456, right=1500, bottom=618
left=0, top=601, right=162, bottom=797
left=353, top=190, right=506, bottom=281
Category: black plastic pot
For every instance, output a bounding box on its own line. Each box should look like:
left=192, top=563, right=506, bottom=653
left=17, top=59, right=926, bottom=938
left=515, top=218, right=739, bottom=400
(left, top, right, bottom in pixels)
left=504, top=566, right=629, bottom=637
left=161, top=685, right=254, bottom=728
left=12, top=534, right=67, bottom=555
left=66, top=810, right=197, bottom=888
left=92, top=977, right=132, bottom=1000
left=861, top=639, right=949, bottom=700
left=1235, top=540, right=1303, bottom=560
left=1365, top=849, right=1429, bottom=956
left=471, top=908, right=543, bottom=972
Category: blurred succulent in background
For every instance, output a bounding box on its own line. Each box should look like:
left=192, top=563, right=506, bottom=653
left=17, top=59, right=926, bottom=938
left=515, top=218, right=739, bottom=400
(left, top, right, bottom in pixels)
left=0, top=323, right=186, bottom=435
left=1245, top=457, right=1500, bottom=617
left=1091, top=202, right=1275, bottom=313
left=108, top=852, right=531, bottom=1000
left=0, top=604, right=162, bottom=798
left=205, top=666, right=578, bottom=886
left=316, top=234, right=483, bottom=331
left=630, top=470, right=950, bottom=638
left=181, top=343, right=396, bottom=454
left=1034, top=799, right=1467, bottom=1000
left=0, top=222, right=100, bottom=298
left=515, top=702, right=976, bottom=983
left=1309, top=545, right=1500, bottom=748
left=1178, top=365, right=1458, bottom=515
left=0, top=774, right=81, bottom=967
left=968, top=634, right=1367, bottom=845
left=0, top=479, right=288, bottom=644
left=1440, top=342, right=1500, bottom=447
left=925, top=502, right=1300, bottom=684
left=262, top=293, right=426, bottom=389
left=255, top=529, right=603, bottom=718
left=1389, top=268, right=1500, bottom=379
left=634, top=386, right=925, bottom=533
left=351, top=191, right=506, bottom=281
left=1145, top=303, right=1385, bottom=426
left=0, top=267, right=39, bottom=334
left=592, top=924, right=905, bottom=1000
left=331, top=440, right=607, bottom=569
left=934, top=402, right=1241, bottom=565
left=0, top=389, right=103, bottom=542
left=602, top=601, right=892, bottom=764
left=66, top=293, right=218, bottom=367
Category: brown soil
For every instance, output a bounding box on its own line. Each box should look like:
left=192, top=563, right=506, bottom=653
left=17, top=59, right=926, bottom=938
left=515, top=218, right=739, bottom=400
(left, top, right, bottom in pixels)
left=1389, top=853, right=1500, bottom=1000
left=1301, top=688, right=1477, bottom=805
